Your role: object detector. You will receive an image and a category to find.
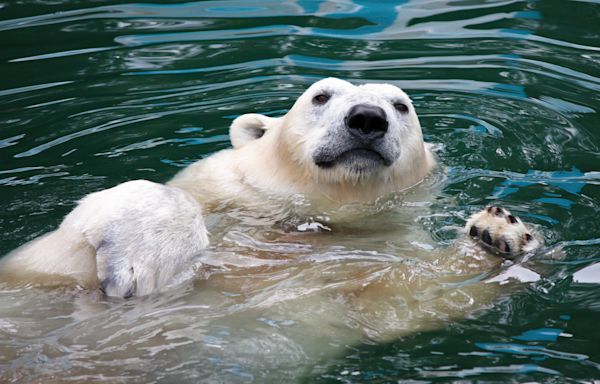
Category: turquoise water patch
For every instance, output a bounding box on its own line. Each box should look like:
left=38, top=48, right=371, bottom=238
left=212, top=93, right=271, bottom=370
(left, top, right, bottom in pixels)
left=475, top=342, right=594, bottom=366
left=492, top=167, right=588, bottom=208
left=513, top=328, right=565, bottom=342
left=1, top=0, right=600, bottom=382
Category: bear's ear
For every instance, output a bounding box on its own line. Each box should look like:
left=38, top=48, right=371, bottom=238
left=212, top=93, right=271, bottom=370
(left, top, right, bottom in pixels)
left=229, top=113, right=277, bottom=148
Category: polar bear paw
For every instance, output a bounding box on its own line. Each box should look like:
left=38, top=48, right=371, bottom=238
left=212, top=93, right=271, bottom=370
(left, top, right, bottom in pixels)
left=466, top=206, right=540, bottom=258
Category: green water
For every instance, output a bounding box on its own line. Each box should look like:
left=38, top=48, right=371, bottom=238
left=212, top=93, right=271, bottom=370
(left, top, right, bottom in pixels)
left=1, top=0, right=600, bottom=382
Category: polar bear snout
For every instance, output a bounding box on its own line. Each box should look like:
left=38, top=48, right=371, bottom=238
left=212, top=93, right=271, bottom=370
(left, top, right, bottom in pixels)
left=345, top=104, right=389, bottom=141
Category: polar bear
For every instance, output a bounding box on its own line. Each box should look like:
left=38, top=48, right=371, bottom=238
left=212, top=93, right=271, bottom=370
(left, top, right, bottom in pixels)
left=0, top=77, right=539, bottom=300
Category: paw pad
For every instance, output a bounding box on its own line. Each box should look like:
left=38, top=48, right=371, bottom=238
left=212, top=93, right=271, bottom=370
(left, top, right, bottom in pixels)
left=466, top=206, right=539, bottom=257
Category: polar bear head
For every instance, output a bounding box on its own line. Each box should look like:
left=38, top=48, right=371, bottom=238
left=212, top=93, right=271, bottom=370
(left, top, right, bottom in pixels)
left=230, top=78, right=435, bottom=201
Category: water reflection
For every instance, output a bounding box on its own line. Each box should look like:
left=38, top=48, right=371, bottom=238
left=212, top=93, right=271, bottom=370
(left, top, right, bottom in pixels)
left=122, top=43, right=204, bottom=70
left=1, top=0, right=600, bottom=382
left=572, top=263, right=600, bottom=284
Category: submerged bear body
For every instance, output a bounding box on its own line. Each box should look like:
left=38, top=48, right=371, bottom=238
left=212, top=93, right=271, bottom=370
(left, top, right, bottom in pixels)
left=1, top=78, right=537, bottom=312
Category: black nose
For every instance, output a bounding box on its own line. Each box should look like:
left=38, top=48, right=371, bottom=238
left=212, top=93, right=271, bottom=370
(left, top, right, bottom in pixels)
left=345, top=104, right=388, bottom=140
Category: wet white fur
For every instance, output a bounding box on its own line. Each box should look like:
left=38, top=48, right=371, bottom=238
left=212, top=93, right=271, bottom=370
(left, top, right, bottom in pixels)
left=172, top=77, right=436, bottom=205
left=1, top=181, right=208, bottom=296
left=229, top=113, right=276, bottom=148
left=1, top=78, right=534, bottom=297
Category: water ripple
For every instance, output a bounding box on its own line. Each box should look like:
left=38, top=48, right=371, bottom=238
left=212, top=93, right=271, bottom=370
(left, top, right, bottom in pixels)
left=1, top=0, right=600, bottom=382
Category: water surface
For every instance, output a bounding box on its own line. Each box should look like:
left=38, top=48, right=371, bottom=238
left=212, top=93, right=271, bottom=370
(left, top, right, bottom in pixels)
left=1, top=0, right=600, bottom=382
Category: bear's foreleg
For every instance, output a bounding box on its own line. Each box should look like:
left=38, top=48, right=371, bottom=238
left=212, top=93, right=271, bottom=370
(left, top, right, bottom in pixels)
left=1, top=180, right=209, bottom=297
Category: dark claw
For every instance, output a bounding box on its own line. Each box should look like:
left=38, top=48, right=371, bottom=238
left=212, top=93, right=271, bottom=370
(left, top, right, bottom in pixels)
left=100, top=274, right=136, bottom=299
left=100, top=277, right=112, bottom=295
left=481, top=229, right=492, bottom=246
left=507, top=214, right=518, bottom=224
left=486, top=206, right=505, bottom=217
left=469, top=226, right=479, bottom=237
left=525, top=233, right=533, bottom=242
left=123, top=280, right=137, bottom=299
left=123, top=268, right=137, bottom=299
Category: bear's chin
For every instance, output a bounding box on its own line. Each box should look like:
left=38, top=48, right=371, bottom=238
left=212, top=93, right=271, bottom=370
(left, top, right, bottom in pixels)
left=314, top=148, right=390, bottom=173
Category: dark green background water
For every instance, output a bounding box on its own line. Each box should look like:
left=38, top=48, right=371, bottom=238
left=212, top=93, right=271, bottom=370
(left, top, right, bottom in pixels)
left=1, top=0, right=599, bottom=382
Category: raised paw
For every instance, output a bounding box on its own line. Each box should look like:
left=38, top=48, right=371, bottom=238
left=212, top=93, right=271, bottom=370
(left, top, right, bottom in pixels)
left=466, top=206, right=540, bottom=258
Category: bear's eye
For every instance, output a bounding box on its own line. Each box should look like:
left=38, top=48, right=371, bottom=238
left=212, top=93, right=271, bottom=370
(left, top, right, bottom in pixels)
left=394, top=102, right=409, bottom=113
left=313, top=93, right=330, bottom=105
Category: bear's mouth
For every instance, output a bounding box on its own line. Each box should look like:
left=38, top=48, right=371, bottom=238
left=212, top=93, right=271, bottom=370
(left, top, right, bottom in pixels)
left=315, top=148, right=390, bottom=170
